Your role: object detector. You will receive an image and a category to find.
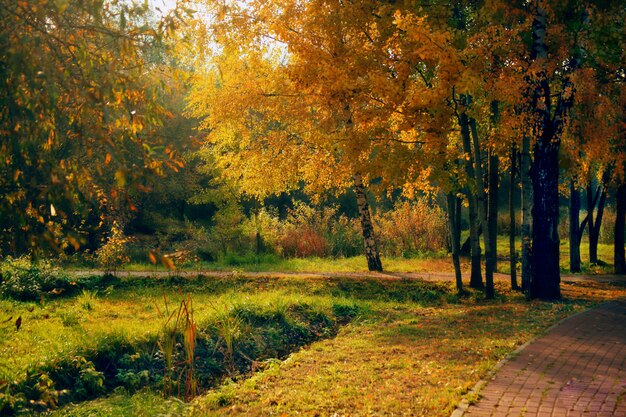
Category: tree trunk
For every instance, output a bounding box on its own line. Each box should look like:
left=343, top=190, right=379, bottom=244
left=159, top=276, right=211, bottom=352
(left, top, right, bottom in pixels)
left=509, top=147, right=519, bottom=290
left=353, top=173, right=383, bottom=272
left=528, top=5, right=573, bottom=300
left=469, top=116, right=494, bottom=298
left=487, top=149, right=499, bottom=298
left=447, top=193, right=463, bottom=294
left=615, top=182, right=626, bottom=274
left=569, top=180, right=582, bottom=272
left=459, top=109, right=483, bottom=288
left=520, top=135, right=533, bottom=293
left=489, top=100, right=501, bottom=276
left=343, top=101, right=383, bottom=272
left=254, top=211, right=263, bottom=255
left=530, top=134, right=561, bottom=300
left=587, top=182, right=607, bottom=264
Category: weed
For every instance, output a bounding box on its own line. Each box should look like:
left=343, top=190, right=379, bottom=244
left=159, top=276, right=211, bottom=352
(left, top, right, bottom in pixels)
left=0, top=256, right=70, bottom=301
left=77, top=290, right=98, bottom=311
left=332, top=301, right=365, bottom=324
left=210, top=308, right=244, bottom=376
left=59, top=310, right=81, bottom=327
left=156, top=293, right=197, bottom=401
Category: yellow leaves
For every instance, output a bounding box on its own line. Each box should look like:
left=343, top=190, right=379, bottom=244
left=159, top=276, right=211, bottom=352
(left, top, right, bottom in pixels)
left=162, top=256, right=175, bottom=270
left=114, top=170, right=126, bottom=188
left=53, top=0, right=70, bottom=13
left=148, top=250, right=175, bottom=270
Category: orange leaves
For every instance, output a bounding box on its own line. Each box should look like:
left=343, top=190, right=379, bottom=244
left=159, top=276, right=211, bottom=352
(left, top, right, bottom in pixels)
left=149, top=250, right=176, bottom=270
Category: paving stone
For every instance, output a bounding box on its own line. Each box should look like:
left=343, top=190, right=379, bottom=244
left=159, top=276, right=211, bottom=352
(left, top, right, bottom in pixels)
left=462, top=299, right=626, bottom=417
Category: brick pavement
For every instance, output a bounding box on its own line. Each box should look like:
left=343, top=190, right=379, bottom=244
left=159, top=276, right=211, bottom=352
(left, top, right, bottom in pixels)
left=462, top=299, right=626, bottom=417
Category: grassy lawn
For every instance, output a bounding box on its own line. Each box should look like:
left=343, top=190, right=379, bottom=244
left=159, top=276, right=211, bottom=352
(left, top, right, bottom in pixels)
left=1, top=272, right=624, bottom=416
left=184, top=281, right=624, bottom=417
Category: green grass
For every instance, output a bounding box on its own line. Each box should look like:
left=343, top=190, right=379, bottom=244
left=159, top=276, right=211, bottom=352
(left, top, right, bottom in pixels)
left=0, top=274, right=449, bottom=415
left=2, top=272, right=624, bottom=416
left=184, top=281, right=624, bottom=417
left=61, top=234, right=616, bottom=277
left=69, top=253, right=454, bottom=275
left=495, top=235, right=614, bottom=274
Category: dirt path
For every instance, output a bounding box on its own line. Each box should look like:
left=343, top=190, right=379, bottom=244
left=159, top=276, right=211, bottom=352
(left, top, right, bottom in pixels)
left=68, top=269, right=626, bottom=285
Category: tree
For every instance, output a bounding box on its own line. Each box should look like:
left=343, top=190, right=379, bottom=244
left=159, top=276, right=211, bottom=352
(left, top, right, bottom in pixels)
left=616, top=177, right=626, bottom=274
left=509, top=146, right=519, bottom=290
left=454, top=95, right=483, bottom=289
left=187, top=1, right=459, bottom=271
left=0, top=0, right=186, bottom=256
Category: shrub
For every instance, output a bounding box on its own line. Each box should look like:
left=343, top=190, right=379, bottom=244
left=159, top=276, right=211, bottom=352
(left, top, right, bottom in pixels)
left=276, top=202, right=364, bottom=258
left=328, top=215, right=363, bottom=257
left=375, top=199, right=448, bottom=257
left=278, top=202, right=335, bottom=258
left=497, top=211, right=521, bottom=235
left=95, top=223, right=132, bottom=272
left=0, top=256, right=70, bottom=301
left=242, top=208, right=284, bottom=255
left=280, top=226, right=330, bottom=258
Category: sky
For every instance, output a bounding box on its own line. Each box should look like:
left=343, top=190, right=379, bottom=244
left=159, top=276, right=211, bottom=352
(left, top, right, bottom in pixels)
left=148, top=0, right=178, bottom=17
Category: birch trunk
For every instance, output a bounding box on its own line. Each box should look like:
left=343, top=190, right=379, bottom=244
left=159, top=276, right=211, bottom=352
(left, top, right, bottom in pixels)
left=353, top=173, right=383, bottom=272
left=528, top=5, right=572, bottom=300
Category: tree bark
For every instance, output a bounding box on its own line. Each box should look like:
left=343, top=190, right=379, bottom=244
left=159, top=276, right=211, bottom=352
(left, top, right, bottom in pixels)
left=528, top=5, right=574, bottom=300
left=587, top=181, right=607, bottom=264
left=615, top=182, right=626, bottom=274
left=487, top=149, right=499, bottom=297
left=254, top=211, right=263, bottom=255
left=530, top=131, right=561, bottom=300
left=520, top=135, right=533, bottom=293
left=343, top=101, right=383, bottom=272
left=353, top=173, right=383, bottom=272
left=459, top=107, right=483, bottom=288
left=569, top=180, right=582, bottom=272
left=469, top=116, right=494, bottom=298
left=447, top=193, right=464, bottom=294
left=509, top=147, right=519, bottom=290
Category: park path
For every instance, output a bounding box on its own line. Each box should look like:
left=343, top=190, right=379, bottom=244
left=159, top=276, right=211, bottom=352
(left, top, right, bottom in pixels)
left=459, top=298, right=626, bottom=417
left=69, top=269, right=626, bottom=285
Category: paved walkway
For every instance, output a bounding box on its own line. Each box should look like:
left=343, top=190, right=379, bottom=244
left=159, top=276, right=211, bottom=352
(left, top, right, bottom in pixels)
left=462, top=299, right=626, bottom=417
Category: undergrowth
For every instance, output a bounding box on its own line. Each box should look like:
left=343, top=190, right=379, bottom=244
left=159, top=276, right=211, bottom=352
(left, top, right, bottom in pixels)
left=0, top=275, right=409, bottom=415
